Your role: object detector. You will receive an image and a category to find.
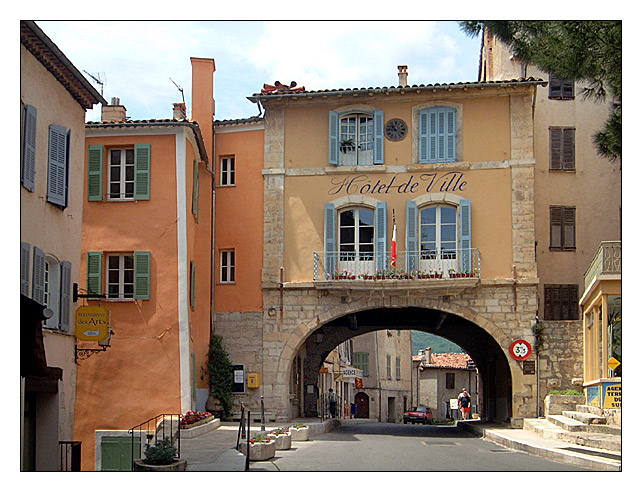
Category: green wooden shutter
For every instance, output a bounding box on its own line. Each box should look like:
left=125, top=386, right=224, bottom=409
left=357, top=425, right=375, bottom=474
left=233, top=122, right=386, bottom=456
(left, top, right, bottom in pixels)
left=459, top=199, right=472, bottom=272
left=192, top=160, right=200, bottom=222
left=134, top=143, right=151, bottom=200
left=87, top=145, right=104, bottom=201
left=134, top=251, right=151, bottom=300
left=87, top=251, right=103, bottom=299
left=32, top=246, right=46, bottom=304
left=190, top=260, right=196, bottom=310
left=329, top=111, right=339, bottom=165
left=21, top=242, right=30, bottom=296
left=60, top=261, right=72, bottom=331
left=373, top=110, right=384, bottom=164
left=324, top=203, right=336, bottom=277
left=22, top=105, right=37, bottom=192
left=376, top=201, right=387, bottom=271
left=47, top=125, right=68, bottom=207
left=406, top=201, right=418, bottom=272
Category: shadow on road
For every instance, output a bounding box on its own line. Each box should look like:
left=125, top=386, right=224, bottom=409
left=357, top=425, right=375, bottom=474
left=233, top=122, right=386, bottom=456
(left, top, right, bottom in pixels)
left=316, top=422, right=481, bottom=442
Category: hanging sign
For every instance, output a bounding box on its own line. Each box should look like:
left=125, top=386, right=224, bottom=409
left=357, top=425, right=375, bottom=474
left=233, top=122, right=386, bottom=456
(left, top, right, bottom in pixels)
left=509, top=339, right=532, bottom=361
left=75, top=306, right=110, bottom=342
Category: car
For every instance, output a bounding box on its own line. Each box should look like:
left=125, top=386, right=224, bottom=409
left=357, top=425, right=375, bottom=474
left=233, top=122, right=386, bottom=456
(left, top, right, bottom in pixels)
left=403, top=406, right=434, bottom=424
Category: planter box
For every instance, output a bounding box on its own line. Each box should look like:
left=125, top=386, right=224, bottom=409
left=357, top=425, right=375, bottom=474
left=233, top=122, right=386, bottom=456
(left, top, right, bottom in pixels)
left=180, top=414, right=216, bottom=430
left=289, top=426, right=310, bottom=441
left=133, top=459, right=187, bottom=471
left=238, top=441, right=276, bottom=461
left=544, top=394, right=585, bottom=416
left=268, top=432, right=292, bottom=450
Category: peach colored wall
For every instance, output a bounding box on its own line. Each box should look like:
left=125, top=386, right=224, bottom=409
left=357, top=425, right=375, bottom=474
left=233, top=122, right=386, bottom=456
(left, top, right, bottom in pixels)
left=76, top=133, right=183, bottom=470
left=214, top=128, right=265, bottom=313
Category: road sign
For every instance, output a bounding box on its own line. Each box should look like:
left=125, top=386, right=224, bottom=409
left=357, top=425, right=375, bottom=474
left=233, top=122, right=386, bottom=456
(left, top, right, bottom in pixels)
left=75, top=306, right=109, bottom=342
left=608, top=357, right=621, bottom=371
left=509, top=339, right=532, bottom=361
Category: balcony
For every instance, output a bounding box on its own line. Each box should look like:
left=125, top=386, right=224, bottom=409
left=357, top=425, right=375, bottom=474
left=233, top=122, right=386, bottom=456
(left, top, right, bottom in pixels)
left=313, top=249, right=481, bottom=283
left=583, top=241, right=622, bottom=292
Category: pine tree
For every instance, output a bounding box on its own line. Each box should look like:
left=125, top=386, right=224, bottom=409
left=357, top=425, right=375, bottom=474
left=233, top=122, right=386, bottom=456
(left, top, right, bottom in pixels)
left=206, top=334, right=234, bottom=418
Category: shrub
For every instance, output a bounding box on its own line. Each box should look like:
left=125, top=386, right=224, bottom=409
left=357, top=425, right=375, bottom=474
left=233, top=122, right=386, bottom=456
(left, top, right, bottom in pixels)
left=144, top=437, right=177, bottom=465
left=549, top=389, right=583, bottom=395
left=205, top=334, right=234, bottom=419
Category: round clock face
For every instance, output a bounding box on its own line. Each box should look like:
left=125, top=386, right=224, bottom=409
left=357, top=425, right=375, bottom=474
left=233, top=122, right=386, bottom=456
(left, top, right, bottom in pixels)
left=385, top=118, right=408, bottom=141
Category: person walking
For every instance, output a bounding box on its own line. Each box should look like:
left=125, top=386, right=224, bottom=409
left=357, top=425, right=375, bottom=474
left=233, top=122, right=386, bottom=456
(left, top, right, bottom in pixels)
left=328, top=388, right=338, bottom=418
left=458, top=388, right=471, bottom=420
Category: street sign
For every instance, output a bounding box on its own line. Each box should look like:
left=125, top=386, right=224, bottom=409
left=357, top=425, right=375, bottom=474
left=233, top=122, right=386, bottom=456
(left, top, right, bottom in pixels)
left=75, top=306, right=109, bottom=342
left=608, top=357, right=621, bottom=371
left=509, top=339, right=532, bottom=361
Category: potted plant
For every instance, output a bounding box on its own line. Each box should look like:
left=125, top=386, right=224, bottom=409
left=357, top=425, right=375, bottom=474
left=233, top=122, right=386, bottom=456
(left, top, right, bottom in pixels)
left=289, top=423, right=310, bottom=441
left=239, top=433, right=276, bottom=461
left=268, top=427, right=292, bottom=450
left=180, top=410, right=215, bottom=429
left=134, top=437, right=187, bottom=471
left=339, top=138, right=355, bottom=153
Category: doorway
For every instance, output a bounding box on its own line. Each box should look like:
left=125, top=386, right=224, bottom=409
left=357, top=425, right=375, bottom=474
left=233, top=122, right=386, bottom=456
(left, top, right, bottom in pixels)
left=355, top=392, right=369, bottom=418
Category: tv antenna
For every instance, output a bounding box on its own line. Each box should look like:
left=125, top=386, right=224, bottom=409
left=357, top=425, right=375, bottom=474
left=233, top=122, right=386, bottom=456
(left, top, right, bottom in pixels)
left=83, top=70, right=105, bottom=97
left=170, top=77, right=185, bottom=104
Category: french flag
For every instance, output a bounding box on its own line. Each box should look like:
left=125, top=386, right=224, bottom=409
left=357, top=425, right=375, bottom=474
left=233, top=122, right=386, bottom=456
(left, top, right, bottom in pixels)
left=391, top=211, right=397, bottom=267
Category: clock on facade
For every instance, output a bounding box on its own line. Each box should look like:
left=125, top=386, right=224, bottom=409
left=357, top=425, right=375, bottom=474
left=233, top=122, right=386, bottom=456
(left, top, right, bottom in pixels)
left=385, top=118, right=408, bottom=141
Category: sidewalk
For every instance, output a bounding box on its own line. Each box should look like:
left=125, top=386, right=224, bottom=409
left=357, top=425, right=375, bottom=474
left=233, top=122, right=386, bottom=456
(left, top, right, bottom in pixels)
left=457, top=420, right=621, bottom=471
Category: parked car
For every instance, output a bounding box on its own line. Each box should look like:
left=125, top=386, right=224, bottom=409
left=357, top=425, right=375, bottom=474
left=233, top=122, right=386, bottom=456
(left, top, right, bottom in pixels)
left=403, top=406, right=434, bottom=424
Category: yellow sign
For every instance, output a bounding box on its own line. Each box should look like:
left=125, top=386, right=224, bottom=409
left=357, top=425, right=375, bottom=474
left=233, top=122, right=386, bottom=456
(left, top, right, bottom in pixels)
left=603, top=383, right=621, bottom=409
left=608, top=357, right=621, bottom=371
left=247, top=373, right=260, bottom=388
left=75, top=306, right=109, bottom=342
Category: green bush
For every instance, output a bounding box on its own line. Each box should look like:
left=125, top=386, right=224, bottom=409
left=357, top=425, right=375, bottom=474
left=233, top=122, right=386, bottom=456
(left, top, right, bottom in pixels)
left=205, top=334, right=234, bottom=419
left=144, top=437, right=177, bottom=465
left=549, top=389, right=583, bottom=395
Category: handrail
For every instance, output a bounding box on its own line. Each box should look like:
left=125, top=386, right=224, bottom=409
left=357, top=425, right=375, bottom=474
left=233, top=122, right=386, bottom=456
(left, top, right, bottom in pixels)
left=128, top=413, right=182, bottom=471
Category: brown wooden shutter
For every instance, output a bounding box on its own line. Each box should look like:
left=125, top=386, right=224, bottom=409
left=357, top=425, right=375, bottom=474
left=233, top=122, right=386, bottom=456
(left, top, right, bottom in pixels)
left=550, top=206, right=563, bottom=249
left=544, top=285, right=553, bottom=320
left=563, top=207, right=576, bottom=249
left=550, top=128, right=562, bottom=170
left=562, top=128, right=575, bottom=170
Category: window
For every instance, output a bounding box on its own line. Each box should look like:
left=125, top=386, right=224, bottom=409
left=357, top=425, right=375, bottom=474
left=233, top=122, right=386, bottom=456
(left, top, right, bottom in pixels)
left=47, top=125, right=70, bottom=208
left=418, top=106, right=457, bottom=163
left=446, top=373, right=455, bottom=389
left=550, top=127, right=575, bottom=171
left=21, top=104, right=37, bottom=192
left=353, top=352, right=369, bottom=377
left=550, top=206, right=576, bottom=250
left=87, top=144, right=151, bottom=202
left=549, top=75, right=574, bottom=100
left=220, top=250, right=235, bottom=283
left=221, top=156, right=235, bottom=186
left=329, top=110, right=384, bottom=165
left=544, top=284, right=579, bottom=320
left=339, top=207, right=375, bottom=264
left=87, top=251, right=151, bottom=300
left=395, top=356, right=401, bottom=380
left=386, top=354, right=392, bottom=379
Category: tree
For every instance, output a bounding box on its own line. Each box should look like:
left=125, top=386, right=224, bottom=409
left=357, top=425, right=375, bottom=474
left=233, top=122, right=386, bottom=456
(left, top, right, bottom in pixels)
left=205, top=334, right=234, bottom=418
left=459, top=21, right=621, bottom=163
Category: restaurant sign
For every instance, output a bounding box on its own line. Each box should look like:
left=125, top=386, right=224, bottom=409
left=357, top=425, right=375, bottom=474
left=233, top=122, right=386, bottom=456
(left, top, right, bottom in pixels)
left=75, top=306, right=110, bottom=342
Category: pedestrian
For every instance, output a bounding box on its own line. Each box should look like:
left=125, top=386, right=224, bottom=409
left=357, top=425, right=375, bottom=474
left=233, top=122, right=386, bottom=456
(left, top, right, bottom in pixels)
left=328, top=388, right=338, bottom=418
left=351, top=402, right=356, bottom=419
left=458, top=388, right=471, bottom=420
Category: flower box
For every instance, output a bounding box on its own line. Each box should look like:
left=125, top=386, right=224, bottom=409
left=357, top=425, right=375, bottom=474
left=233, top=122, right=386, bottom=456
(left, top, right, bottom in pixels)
left=238, top=440, right=276, bottom=461
left=268, top=432, right=292, bottom=450
left=289, top=425, right=310, bottom=441
left=180, top=414, right=216, bottom=430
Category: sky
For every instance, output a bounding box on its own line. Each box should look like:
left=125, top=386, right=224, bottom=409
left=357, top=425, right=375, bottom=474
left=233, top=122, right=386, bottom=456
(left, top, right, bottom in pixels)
left=35, top=20, right=483, bottom=123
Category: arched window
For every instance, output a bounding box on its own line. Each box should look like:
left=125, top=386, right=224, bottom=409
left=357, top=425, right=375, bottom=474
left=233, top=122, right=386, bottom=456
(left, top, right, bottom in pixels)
left=329, top=110, right=384, bottom=165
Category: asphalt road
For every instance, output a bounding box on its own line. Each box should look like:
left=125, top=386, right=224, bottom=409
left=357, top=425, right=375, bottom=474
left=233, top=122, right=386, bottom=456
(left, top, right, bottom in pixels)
left=249, top=422, right=589, bottom=472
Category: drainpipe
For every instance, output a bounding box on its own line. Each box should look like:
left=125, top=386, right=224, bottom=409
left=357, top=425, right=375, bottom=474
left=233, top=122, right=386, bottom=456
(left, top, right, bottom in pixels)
left=375, top=331, right=382, bottom=422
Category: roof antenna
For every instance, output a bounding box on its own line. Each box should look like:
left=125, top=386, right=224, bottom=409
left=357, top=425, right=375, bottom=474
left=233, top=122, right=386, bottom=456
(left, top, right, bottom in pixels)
left=170, top=77, right=185, bottom=104
left=83, top=70, right=105, bottom=97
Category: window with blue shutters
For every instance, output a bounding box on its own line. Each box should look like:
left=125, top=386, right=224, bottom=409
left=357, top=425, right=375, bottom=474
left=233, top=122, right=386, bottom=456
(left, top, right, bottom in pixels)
left=329, top=110, right=384, bottom=166
left=418, top=106, right=457, bottom=163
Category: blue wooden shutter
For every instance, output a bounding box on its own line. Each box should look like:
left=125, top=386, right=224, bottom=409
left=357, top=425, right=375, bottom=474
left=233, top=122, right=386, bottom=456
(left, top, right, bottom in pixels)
left=47, top=125, right=68, bottom=207
left=21, top=242, right=30, bottom=296
left=420, top=107, right=457, bottom=163
left=329, top=111, right=339, bottom=165
left=373, top=110, right=384, bottom=164
left=87, top=251, right=103, bottom=299
left=406, top=201, right=418, bottom=272
left=445, top=108, right=457, bottom=161
left=134, top=143, right=151, bottom=200
left=376, top=201, right=388, bottom=271
left=60, top=261, right=72, bottom=331
left=22, top=105, right=37, bottom=192
left=32, top=246, right=46, bottom=304
left=418, top=110, right=429, bottom=163
left=459, top=199, right=472, bottom=272
left=324, top=203, right=336, bottom=277
left=134, top=251, right=151, bottom=300
left=87, top=145, right=104, bottom=201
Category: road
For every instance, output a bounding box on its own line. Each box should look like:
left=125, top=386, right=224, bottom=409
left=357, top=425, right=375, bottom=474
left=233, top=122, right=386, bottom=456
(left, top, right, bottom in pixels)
left=249, top=422, right=589, bottom=472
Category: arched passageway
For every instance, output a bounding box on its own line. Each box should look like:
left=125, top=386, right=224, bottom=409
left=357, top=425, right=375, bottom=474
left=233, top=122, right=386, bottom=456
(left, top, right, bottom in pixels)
left=297, top=307, right=512, bottom=423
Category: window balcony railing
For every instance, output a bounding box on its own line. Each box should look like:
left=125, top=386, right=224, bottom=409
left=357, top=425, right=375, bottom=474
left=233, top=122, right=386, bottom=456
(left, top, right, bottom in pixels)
left=583, top=241, right=622, bottom=292
left=313, top=249, right=481, bottom=281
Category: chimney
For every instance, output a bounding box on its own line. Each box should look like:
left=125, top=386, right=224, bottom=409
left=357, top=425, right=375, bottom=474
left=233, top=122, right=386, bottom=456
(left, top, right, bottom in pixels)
left=102, top=97, right=127, bottom=123
left=425, top=347, right=432, bottom=364
left=173, top=102, right=187, bottom=120
left=398, top=65, right=408, bottom=87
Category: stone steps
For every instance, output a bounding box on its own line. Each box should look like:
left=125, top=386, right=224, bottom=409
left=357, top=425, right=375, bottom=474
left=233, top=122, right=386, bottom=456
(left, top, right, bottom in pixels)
left=524, top=417, right=621, bottom=453
left=562, top=410, right=607, bottom=425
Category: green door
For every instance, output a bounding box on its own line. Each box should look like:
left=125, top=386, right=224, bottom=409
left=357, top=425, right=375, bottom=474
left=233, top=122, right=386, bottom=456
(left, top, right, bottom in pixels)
left=101, top=436, right=141, bottom=471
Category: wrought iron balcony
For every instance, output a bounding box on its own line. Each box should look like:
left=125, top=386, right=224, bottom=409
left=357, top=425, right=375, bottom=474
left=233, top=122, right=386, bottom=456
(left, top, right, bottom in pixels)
left=313, top=249, right=481, bottom=282
left=583, top=241, right=622, bottom=292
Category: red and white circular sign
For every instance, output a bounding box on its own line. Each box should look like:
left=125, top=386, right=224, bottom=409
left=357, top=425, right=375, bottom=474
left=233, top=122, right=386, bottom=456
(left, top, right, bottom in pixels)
left=509, top=339, right=532, bottom=361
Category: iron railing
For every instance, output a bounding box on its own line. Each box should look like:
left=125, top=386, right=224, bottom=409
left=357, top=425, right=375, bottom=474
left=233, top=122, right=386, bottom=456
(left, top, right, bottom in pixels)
left=314, top=249, right=481, bottom=281
left=129, top=413, right=182, bottom=470
left=59, top=441, right=81, bottom=471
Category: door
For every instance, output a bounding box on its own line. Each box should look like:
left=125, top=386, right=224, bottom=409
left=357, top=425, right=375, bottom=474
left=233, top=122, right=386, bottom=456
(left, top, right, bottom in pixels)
left=355, top=392, right=369, bottom=419
left=101, top=436, right=141, bottom=471
left=387, top=397, right=396, bottom=423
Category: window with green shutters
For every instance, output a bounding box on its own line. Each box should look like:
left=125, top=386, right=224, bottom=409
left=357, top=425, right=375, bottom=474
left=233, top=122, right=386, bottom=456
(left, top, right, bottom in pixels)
left=353, top=352, right=369, bottom=377
left=87, top=251, right=151, bottom=300
left=87, top=143, right=151, bottom=202
left=395, top=356, right=401, bottom=380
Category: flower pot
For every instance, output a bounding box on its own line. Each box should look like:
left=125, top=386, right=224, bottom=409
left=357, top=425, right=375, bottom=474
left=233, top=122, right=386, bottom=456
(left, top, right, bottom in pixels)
left=238, top=440, right=276, bottom=461
left=289, top=426, right=310, bottom=441
left=133, top=459, right=187, bottom=471
left=180, top=414, right=216, bottom=430
left=268, top=432, right=292, bottom=450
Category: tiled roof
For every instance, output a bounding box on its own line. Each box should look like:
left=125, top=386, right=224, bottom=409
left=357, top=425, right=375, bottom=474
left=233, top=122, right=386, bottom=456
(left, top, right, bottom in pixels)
left=214, top=116, right=264, bottom=126
left=414, top=352, right=474, bottom=370
left=248, top=77, right=547, bottom=102
left=21, top=21, right=106, bottom=110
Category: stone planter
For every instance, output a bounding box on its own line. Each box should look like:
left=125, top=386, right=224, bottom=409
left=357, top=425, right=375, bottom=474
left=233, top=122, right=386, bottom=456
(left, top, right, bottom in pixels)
left=238, top=440, right=276, bottom=461
left=289, top=426, right=310, bottom=441
left=180, top=415, right=216, bottom=430
left=133, top=459, right=187, bottom=471
left=544, top=394, right=585, bottom=416
left=268, top=432, right=292, bottom=450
